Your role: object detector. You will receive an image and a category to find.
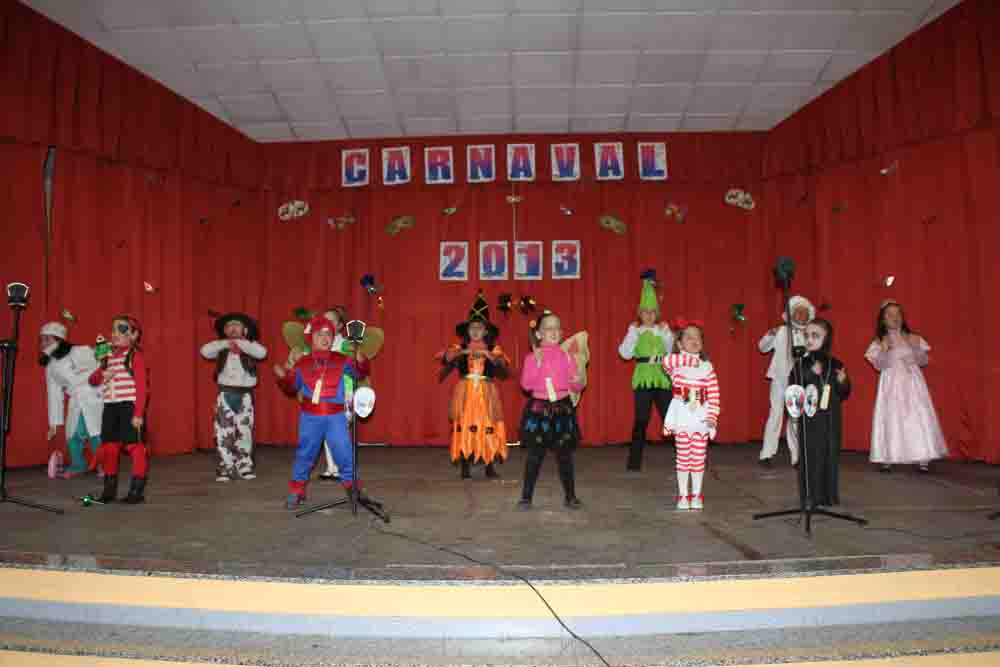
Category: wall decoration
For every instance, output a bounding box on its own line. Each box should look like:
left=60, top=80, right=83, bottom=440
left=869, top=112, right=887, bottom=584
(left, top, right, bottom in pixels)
left=439, top=242, right=469, bottom=281
left=552, top=240, right=581, bottom=280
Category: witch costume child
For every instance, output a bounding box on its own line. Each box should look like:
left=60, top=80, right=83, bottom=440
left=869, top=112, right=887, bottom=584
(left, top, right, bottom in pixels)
left=438, top=292, right=510, bottom=479
left=792, top=319, right=851, bottom=508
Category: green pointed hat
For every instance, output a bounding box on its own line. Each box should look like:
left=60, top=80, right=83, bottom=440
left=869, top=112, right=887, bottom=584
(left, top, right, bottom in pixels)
left=638, top=269, right=660, bottom=314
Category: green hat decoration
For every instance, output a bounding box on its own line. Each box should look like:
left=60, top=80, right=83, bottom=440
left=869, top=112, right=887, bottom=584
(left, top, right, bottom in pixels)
left=638, top=269, right=660, bottom=314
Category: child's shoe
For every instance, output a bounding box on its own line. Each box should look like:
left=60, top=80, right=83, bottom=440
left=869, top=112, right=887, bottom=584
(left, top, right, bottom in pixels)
left=564, top=496, right=583, bottom=510
left=690, top=494, right=704, bottom=510
left=285, top=493, right=304, bottom=510
left=675, top=495, right=690, bottom=510
left=122, top=477, right=146, bottom=504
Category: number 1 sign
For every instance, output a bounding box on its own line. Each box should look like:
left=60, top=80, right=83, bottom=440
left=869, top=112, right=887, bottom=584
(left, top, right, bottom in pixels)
left=514, top=241, right=543, bottom=280
left=552, top=240, right=581, bottom=280
left=439, top=241, right=469, bottom=281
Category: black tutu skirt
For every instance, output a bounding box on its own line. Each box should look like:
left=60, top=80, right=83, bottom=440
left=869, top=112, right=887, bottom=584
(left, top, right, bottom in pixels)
left=519, top=397, right=580, bottom=450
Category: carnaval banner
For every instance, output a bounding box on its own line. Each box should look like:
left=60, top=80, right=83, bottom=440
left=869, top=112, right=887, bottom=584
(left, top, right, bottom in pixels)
left=594, top=142, right=625, bottom=181
left=507, top=144, right=536, bottom=182
left=382, top=146, right=411, bottom=186
left=424, top=146, right=454, bottom=185
left=637, top=141, right=668, bottom=181
left=342, top=148, right=369, bottom=187
left=550, top=143, right=581, bottom=181
left=439, top=241, right=469, bottom=281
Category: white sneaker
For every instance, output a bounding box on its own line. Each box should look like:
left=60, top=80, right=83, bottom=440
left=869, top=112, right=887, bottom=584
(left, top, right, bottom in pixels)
left=240, top=472, right=256, bottom=480
left=215, top=475, right=230, bottom=483
left=690, top=494, right=704, bottom=510
left=675, top=495, right=690, bottom=510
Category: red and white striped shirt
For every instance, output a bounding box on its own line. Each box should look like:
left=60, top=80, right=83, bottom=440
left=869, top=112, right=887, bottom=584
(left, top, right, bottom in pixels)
left=662, top=352, right=721, bottom=419
left=89, top=347, right=148, bottom=418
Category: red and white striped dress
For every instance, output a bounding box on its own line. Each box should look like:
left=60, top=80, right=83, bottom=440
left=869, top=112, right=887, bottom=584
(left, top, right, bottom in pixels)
left=97, top=348, right=147, bottom=418
left=661, top=352, right=721, bottom=439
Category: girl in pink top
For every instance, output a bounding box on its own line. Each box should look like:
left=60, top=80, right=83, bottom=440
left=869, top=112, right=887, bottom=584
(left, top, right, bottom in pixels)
left=518, top=311, right=584, bottom=510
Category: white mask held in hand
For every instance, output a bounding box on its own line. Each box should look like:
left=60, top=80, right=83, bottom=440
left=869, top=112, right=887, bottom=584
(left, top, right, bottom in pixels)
left=353, top=386, right=376, bottom=418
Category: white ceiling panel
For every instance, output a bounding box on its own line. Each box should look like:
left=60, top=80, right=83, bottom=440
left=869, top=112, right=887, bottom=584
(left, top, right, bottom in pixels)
left=515, top=87, right=573, bottom=114
left=405, top=116, right=458, bottom=136
left=576, top=52, right=638, bottom=85
left=240, top=122, right=295, bottom=142
left=513, top=52, right=575, bottom=85
left=293, top=121, right=349, bottom=141
left=630, top=84, right=694, bottom=114
left=219, top=93, right=284, bottom=123
left=24, top=0, right=955, bottom=139
left=277, top=91, right=338, bottom=123
left=509, top=14, right=576, bottom=51
left=458, top=87, right=513, bottom=116
left=700, top=51, right=766, bottom=82
left=259, top=59, right=328, bottom=92
left=306, top=20, right=379, bottom=58
left=627, top=113, right=683, bottom=131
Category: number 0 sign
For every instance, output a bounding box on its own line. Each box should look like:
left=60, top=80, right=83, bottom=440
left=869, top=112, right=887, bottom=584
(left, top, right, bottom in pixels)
left=479, top=241, right=509, bottom=281
left=552, top=240, right=581, bottom=280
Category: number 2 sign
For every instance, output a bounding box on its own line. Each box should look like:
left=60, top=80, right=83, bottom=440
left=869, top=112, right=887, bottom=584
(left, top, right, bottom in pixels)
left=552, top=240, right=581, bottom=280
left=439, top=242, right=469, bottom=281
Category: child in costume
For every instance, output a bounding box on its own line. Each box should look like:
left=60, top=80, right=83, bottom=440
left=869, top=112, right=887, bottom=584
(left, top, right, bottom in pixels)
left=662, top=319, right=721, bottom=510
left=274, top=316, right=370, bottom=510
left=88, top=315, right=149, bottom=504
left=757, top=295, right=815, bottom=466
left=618, top=271, right=673, bottom=471
left=865, top=300, right=947, bottom=473
left=439, top=292, right=510, bottom=479
left=200, top=312, right=267, bottom=482
left=518, top=310, right=589, bottom=510
left=39, top=321, right=103, bottom=478
left=794, top=319, right=850, bottom=507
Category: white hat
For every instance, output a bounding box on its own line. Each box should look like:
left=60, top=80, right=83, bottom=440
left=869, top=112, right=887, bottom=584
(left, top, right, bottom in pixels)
left=783, top=295, right=816, bottom=324
left=40, top=322, right=67, bottom=339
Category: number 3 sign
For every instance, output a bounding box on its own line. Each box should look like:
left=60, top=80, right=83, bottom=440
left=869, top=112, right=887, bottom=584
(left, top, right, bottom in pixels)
left=552, top=240, right=581, bottom=280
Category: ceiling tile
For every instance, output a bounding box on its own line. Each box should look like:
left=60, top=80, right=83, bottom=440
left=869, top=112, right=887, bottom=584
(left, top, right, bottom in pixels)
left=745, top=82, right=811, bottom=112
left=191, top=96, right=229, bottom=122
left=366, top=0, right=440, bottom=17
left=301, top=0, right=366, bottom=20
left=23, top=0, right=107, bottom=36
left=839, top=10, right=918, bottom=51
left=175, top=25, right=254, bottom=64
left=641, top=13, right=713, bottom=51
left=405, top=116, right=458, bottom=135
left=166, top=0, right=234, bottom=26
left=458, top=115, right=513, bottom=133
left=197, top=62, right=269, bottom=95
left=759, top=51, right=832, bottom=83
left=240, top=122, right=295, bottom=141
left=451, top=53, right=511, bottom=86
left=651, top=0, right=723, bottom=7
left=457, top=86, right=512, bottom=115
left=220, top=93, right=284, bottom=123
left=515, top=114, right=570, bottom=132
left=860, top=0, right=933, bottom=9
left=580, top=13, right=647, bottom=50
left=572, top=85, right=630, bottom=114
left=515, top=86, right=572, bottom=114
left=259, top=59, right=328, bottom=92
left=445, top=15, right=508, bottom=53
left=107, top=28, right=185, bottom=66
left=771, top=11, right=854, bottom=50
left=570, top=114, right=626, bottom=132
left=440, top=0, right=507, bottom=14
left=630, top=83, right=694, bottom=114
left=398, top=88, right=459, bottom=116
left=384, top=55, right=455, bottom=88
left=736, top=112, right=782, bottom=130
left=513, top=0, right=582, bottom=12
left=821, top=51, right=878, bottom=81
left=699, top=51, right=766, bottom=83
left=146, top=64, right=210, bottom=98
left=681, top=114, right=736, bottom=130
left=276, top=91, right=337, bottom=122
left=306, top=20, right=379, bottom=58
left=709, top=12, right=782, bottom=50
left=636, top=52, right=703, bottom=83
left=93, top=0, right=169, bottom=29
left=513, top=52, right=574, bottom=85
left=509, top=13, right=576, bottom=51
left=228, top=0, right=304, bottom=25
left=346, top=118, right=402, bottom=137
left=243, top=23, right=315, bottom=60
left=576, top=51, right=638, bottom=85
left=336, top=90, right=395, bottom=119
left=688, top=83, right=752, bottom=113
left=627, top=114, right=682, bottom=131
left=322, top=58, right=390, bottom=90
left=293, top=121, right=348, bottom=140
left=586, top=0, right=645, bottom=9
left=372, top=17, right=446, bottom=57
left=719, top=1, right=860, bottom=8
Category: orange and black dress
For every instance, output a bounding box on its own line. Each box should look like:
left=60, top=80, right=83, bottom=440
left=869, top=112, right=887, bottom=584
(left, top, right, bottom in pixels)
left=442, top=340, right=509, bottom=465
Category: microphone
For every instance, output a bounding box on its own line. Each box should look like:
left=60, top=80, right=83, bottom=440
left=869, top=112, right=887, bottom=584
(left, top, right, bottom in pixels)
left=773, top=257, right=795, bottom=285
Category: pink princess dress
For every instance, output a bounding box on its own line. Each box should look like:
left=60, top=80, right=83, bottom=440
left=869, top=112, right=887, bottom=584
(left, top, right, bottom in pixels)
left=864, top=331, right=947, bottom=464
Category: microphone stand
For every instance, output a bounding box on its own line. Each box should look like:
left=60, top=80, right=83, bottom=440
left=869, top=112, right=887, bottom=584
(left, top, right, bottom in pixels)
left=0, top=304, right=63, bottom=514
left=297, top=334, right=389, bottom=523
left=753, top=271, right=865, bottom=535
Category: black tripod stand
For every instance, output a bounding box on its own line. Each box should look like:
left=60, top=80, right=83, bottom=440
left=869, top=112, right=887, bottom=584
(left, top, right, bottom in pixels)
left=0, top=283, right=63, bottom=514
left=752, top=259, right=864, bottom=535
left=297, top=321, right=389, bottom=523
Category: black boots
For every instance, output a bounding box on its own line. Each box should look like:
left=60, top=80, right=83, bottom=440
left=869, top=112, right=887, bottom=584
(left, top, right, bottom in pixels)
left=122, top=477, right=146, bottom=504
left=98, top=474, right=118, bottom=503
left=460, top=457, right=471, bottom=479
left=557, top=455, right=582, bottom=510
left=484, top=462, right=499, bottom=479
left=460, top=456, right=500, bottom=479
left=626, top=440, right=644, bottom=471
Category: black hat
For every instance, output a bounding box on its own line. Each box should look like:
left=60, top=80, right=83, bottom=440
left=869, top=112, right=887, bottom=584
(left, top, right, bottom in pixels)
left=455, top=292, right=499, bottom=340
left=215, top=312, right=259, bottom=341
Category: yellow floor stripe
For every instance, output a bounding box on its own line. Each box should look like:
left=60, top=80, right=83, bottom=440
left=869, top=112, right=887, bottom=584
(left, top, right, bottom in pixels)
left=3, top=566, right=1000, bottom=618
left=2, top=649, right=1000, bottom=667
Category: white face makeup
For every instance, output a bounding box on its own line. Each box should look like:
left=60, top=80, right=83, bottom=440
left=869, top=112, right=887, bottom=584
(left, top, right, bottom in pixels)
left=224, top=321, right=246, bottom=339
left=883, top=304, right=903, bottom=331
left=312, top=328, right=334, bottom=351
left=805, top=322, right=827, bottom=352
left=792, top=306, right=811, bottom=325
left=537, top=315, right=562, bottom=346
left=467, top=320, right=487, bottom=342
left=679, top=326, right=703, bottom=354
left=639, top=309, right=657, bottom=327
